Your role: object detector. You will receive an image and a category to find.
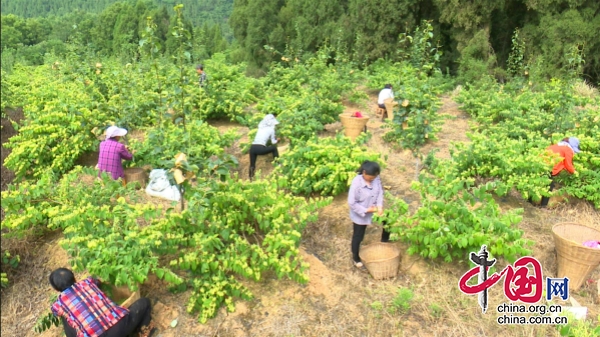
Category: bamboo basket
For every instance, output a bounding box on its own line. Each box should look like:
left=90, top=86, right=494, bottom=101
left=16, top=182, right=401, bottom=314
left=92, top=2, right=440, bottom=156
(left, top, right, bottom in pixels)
left=552, top=223, right=600, bottom=291
left=359, top=242, right=401, bottom=280
left=383, top=98, right=398, bottom=121
left=339, top=113, right=369, bottom=140
left=124, top=167, right=147, bottom=188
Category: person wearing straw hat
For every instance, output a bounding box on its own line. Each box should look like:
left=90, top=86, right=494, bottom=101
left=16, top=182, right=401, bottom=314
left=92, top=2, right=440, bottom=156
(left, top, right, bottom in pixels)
left=249, top=114, right=280, bottom=179
left=348, top=160, right=389, bottom=269
left=535, top=137, right=581, bottom=207
left=48, top=268, right=156, bottom=337
left=97, top=125, right=133, bottom=180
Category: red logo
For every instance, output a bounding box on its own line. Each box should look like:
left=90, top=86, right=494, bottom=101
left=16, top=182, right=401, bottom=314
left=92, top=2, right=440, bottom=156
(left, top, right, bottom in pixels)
left=458, top=245, right=543, bottom=313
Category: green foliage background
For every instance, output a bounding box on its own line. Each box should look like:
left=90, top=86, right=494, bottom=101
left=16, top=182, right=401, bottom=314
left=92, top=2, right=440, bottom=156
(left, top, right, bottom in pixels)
left=2, top=0, right=599, bottom=82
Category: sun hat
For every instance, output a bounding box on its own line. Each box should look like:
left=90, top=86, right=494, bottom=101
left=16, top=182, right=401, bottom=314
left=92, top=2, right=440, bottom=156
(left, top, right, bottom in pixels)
left=105, top=126, right=128, bottom=140
left=567, top=137, right=581, bottom=154
left=258, top=114, right=279, bottom=128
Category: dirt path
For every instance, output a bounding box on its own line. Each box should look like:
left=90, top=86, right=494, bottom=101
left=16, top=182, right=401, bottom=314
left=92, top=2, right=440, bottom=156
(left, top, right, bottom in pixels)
left=2, top=96, right=599, bottom=337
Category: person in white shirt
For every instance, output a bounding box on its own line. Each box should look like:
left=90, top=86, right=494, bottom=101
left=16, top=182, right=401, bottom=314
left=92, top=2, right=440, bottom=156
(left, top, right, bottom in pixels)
left=377, top=84, right=394, bottom=109
left=249, top=114, right=280, bottom=179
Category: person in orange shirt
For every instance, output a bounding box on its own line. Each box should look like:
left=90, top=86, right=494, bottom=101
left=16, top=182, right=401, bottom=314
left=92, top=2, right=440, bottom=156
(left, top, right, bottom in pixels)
left=538, top=137, right=580, bottom=207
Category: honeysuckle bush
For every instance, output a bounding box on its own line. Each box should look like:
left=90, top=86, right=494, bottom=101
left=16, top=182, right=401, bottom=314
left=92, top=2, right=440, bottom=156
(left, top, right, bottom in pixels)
left=191, top=53, right=262, bottom=121
left=382, top=77, right=444, bottom=154
left=458, top=78, right=593, bottom=138
left=455, top=78, right=600, bottom=207
left=1, top=166, right=332, bottom=323
left=3, top=51, right=264, bottom=182
left=364, top=50, right=447, bottom=155
left=244, top=93, right=344, bottom=149
left=169, top=176, right=332, bottom=322
left=3, top=59, right=160, bottom=181
left=3, top=65, right=109, bottom=180
left=272, top=133, right=383, bottom=196
left=263, top=45, right=360, bottom=103
left=242, top=46, right=359, bottom=147
left=450, top=132, right=557, bottom=202
left=386, top=162, right=532, bottom=263
left=128, top=121, right=238, bottom=170
left=1, top=68, right=14, bottom=114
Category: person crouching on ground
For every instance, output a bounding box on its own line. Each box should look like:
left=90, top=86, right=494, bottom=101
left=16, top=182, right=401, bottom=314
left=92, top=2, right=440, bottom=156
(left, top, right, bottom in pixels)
left=97, top=126, right=133, bottom=181
left=535, top=137, right=581, bottom=207
left=49, top=268, right=155, bottom=337
left=249, top=114, right=280, bottom=179
left=377, top=83, right=394, bottom=121
left=377, top=84, right=394, bottom=109
left=348, top=160, right=390, bottom=268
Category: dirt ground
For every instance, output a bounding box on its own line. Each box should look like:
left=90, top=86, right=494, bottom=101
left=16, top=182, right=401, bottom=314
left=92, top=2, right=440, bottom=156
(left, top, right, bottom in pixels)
left=1, top=94, right=599, bottom=337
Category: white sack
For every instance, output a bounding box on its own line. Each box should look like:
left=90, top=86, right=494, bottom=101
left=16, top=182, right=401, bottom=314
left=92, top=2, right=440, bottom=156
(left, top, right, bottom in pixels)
left=145, top=169, right=181, bottom=201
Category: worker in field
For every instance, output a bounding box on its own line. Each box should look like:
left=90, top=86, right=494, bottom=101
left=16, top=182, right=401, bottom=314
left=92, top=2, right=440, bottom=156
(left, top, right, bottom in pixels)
left=249, top=113, right=280, bottom=180
left=49, top=268, right=156, bottom=337
left=377, top=84, right=394, bottom=109
left=97, top=125, right=134, bottom=181
left=348, top=160, right=390, bottom=269
left=377, top=84, right=396, bottom=120
left=536, top=137, right=581, bottom=207
left=196, top=64, right=207, bottom=88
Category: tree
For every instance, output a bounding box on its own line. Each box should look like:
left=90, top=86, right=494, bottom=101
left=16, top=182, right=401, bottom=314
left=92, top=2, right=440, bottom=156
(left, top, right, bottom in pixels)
left=230, top=0, right=284, bottom=69
left=348, top=0, right=420, bottom=63
left=165, top=8, right=194, bottom=56
left=91, top=2, right=126, bottom=54
left=112, top=2, right=139, bottom=57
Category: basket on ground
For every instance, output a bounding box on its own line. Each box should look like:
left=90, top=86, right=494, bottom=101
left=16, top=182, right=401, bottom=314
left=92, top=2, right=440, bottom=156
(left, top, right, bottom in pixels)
left=383, top=98, right=397, bottom=121
left=552, top=223, right=600, bottom=291
left=339, top=113, right=369, bottom=140
left=124, top=167, right=147, bottom=188
left=359, top=242, right=401, bottom=280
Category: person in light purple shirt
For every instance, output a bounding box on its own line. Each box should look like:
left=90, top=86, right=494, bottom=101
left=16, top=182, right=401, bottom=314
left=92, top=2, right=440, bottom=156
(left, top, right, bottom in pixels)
left=348, top=160, right=390, bottom=268
left=97, top=126, right=133, bottom=180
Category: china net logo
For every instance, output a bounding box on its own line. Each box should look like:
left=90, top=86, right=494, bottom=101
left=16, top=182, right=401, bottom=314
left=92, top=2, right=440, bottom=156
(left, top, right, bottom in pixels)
left=458, top=245, right=569, bottom=325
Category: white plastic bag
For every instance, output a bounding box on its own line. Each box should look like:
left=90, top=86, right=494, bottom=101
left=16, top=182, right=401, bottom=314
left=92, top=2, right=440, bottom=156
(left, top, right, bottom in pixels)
left=145, top=169, right=181, bottom=201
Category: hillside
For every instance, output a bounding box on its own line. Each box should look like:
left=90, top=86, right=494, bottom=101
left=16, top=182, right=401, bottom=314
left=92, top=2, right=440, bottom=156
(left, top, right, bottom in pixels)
left=0, top=0, right=233, bottom=27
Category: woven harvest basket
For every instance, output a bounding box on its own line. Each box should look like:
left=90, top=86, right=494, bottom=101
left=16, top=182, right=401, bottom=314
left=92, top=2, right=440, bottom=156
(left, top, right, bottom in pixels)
left=124, top=167, right=147, bottom=188
left=383, top=98, right=398, bottom=121
left=359, top=242, right=401, bottom=280
left=552, top=223, right=600, bottom=291
left=339, top=113, right=369, bottom=140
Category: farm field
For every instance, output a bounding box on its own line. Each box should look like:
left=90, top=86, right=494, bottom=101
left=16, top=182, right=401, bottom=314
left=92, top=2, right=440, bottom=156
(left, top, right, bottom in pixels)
left=2, top=86, right=599, bottom=336
left=2, top=1, right=600, bottom=336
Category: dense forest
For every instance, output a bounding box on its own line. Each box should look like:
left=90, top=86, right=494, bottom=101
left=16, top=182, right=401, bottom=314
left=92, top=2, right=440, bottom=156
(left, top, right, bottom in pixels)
left=0, top=0, right=233, bottom=29
left=1, top=0, right=599, bottom=83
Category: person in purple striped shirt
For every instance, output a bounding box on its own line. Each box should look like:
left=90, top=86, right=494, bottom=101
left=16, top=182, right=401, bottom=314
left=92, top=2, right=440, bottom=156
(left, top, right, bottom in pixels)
left=97, top=126, right=133, bottom=180
left=348, top=161, right=390, bottom=268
